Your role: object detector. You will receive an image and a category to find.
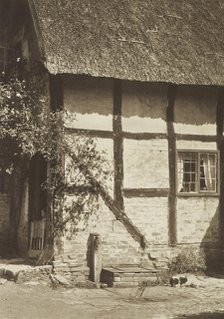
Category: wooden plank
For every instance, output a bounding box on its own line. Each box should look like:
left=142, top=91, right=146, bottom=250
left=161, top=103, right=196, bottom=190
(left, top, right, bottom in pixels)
left=114, top=276, right=158, bottom=282
left=102, top=267, right=124, bottom=273
left=65, top=127, right=113, bottom=139
left=167, top=84, right=177, bottom=246
left=123, top=188, right=169, bottom=198
left=113, top=79, right=124, bottom=210
left=116, top=267, right=154, bottom=273
left=176, top=134, right=217, bottom=142
left=123, top=132, right=167, bottom=140
left=111, top=266, right=125, bottom=271
left=114, top=272, right=158, bottom=278
left=216, top=87, right=224, bottom=244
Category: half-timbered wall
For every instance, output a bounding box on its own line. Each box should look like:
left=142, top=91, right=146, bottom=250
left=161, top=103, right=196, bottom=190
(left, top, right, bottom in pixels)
left=175, top=87, right=219, bottom=245
left=61, top=75, right=221, bottom=268
left=63, top=76, right=141, bottom=265
left=122, top=82, right=169, bottom=245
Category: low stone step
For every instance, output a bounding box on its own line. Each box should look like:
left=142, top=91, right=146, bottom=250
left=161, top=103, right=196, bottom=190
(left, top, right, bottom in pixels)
left=101, top=265, right=160, bottom=288
left=114, top=276, right=158, bottom=282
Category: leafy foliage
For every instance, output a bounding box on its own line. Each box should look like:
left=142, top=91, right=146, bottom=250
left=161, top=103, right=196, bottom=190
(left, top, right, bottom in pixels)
left=0, top=76, right=112, bottom=239
left=168, top=246, right=207, bottom=274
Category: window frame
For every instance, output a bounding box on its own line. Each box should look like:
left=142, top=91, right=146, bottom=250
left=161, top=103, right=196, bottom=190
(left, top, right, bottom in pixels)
left=176, top=149, right=220, bottom=197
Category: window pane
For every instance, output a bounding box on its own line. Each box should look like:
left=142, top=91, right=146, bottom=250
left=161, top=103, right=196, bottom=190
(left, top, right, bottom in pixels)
left=178, top=151, right=218, bottom=194
left=200, top=153, right=216, bottom=192
left=177, top=152, right=197, bottom=193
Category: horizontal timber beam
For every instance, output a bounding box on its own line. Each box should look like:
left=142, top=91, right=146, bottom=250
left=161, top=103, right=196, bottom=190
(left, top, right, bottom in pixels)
left=65, top=128, right=217, bottom=143
left=176, top=134, right=217, bottom=142
left=65, top=127, right=113, bottom=139
left=123, top=188, right=169, bottom=198
left=123, top=132, right=167, bottom=140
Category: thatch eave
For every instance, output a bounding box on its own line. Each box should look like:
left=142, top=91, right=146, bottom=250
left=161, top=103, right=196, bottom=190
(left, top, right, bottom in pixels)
left=30, top=0, right=224, bottom=86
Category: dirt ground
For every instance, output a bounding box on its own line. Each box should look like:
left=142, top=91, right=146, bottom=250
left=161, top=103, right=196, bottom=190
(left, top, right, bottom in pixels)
left=1, top=276, right=224, bottom=319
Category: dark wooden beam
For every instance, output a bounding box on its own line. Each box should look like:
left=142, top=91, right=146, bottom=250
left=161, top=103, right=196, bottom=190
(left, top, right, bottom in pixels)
left=216, top=87, right=224, bottom=245
left=65, top=129, right=217, bottom=143
left=65, top=127, right=113, bottom=139
left=45, top=75, right=64, bottom=253
left=167, top=84, right=177, bottom=247
left=113, top=79, right=124, bottom=210
left=123, top=132, right=167, bottom=140
left=123, top=188, right=169, bottom=198
left=68, top=152, right=147, bottom=249
left=49, top=74, right=63, bottom=111
left=176, top=134, right=217, bottom=142
left=65, top=129, right=167, bottom=140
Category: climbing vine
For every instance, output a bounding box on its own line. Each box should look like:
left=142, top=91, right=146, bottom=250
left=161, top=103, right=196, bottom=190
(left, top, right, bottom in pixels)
left=0, top=74, right=112, bottom=253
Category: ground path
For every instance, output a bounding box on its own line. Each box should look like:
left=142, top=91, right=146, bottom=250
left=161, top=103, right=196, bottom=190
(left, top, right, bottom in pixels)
left=1, top=276, right=224, bottom=319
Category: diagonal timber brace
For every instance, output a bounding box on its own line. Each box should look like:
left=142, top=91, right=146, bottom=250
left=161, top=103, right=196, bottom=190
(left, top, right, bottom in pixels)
left=69, top=153, right=148, bottom=249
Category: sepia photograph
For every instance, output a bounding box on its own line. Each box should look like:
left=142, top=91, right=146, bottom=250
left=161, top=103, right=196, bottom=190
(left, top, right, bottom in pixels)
left=0, top=0, right=224, bottom=318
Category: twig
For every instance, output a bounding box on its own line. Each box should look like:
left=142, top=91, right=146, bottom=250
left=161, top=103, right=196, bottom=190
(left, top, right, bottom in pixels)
left=157, top=14, right=183, bottom=19
left=166, top=14, right=183, bottom=19
left=117, top=38, right=145, bottom=45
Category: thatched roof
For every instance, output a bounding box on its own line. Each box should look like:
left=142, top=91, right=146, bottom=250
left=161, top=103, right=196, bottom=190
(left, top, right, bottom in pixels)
left=30, top=0, right=224, bottom=85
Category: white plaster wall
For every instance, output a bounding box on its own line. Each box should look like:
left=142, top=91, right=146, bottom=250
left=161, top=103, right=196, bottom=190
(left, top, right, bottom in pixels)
left=62, top=199, right=142, bottom=265
left=176, top=140, right=217, bottom=151
left=177, top=197, right=219, bottom=244
left=123, top=139, right=169, bottom=189
left=122, top=82, right=167, bottom=133
left=174, top=86, right=217, bottom=135
left=124, top=197, right=168, bottom=244
left=63, top=76, right=113, bottom=131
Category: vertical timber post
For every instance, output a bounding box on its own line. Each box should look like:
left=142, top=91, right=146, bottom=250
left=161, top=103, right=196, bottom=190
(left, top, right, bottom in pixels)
left=89, top=233, right=102, bottom=284
left=216, top=87, right=224, bottom=246
left=48, top=75, right=64, bottom=256
left=113, top=79, right=124, bottom=210
left=167, top=84, right=177, bottom=246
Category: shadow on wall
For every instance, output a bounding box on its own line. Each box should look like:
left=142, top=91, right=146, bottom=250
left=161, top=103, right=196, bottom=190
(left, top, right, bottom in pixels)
left=200, top=207, right=221, bottom=272
left=174, top=85, right=217, bottom=126
left=176, top=312, right=224, bottom=319
left=65, top=75, right=114, bottom=116
left=122, top=81, right=167, bottom=120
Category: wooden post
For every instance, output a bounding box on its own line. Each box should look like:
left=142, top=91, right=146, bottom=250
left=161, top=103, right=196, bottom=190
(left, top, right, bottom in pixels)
left=167, top=84, right=177, bottom=246
left=113, top=79, right=124, bottom=210
left=216, top=87, right=224, bottom=245
left=89, top=233, right=102, bottom=284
